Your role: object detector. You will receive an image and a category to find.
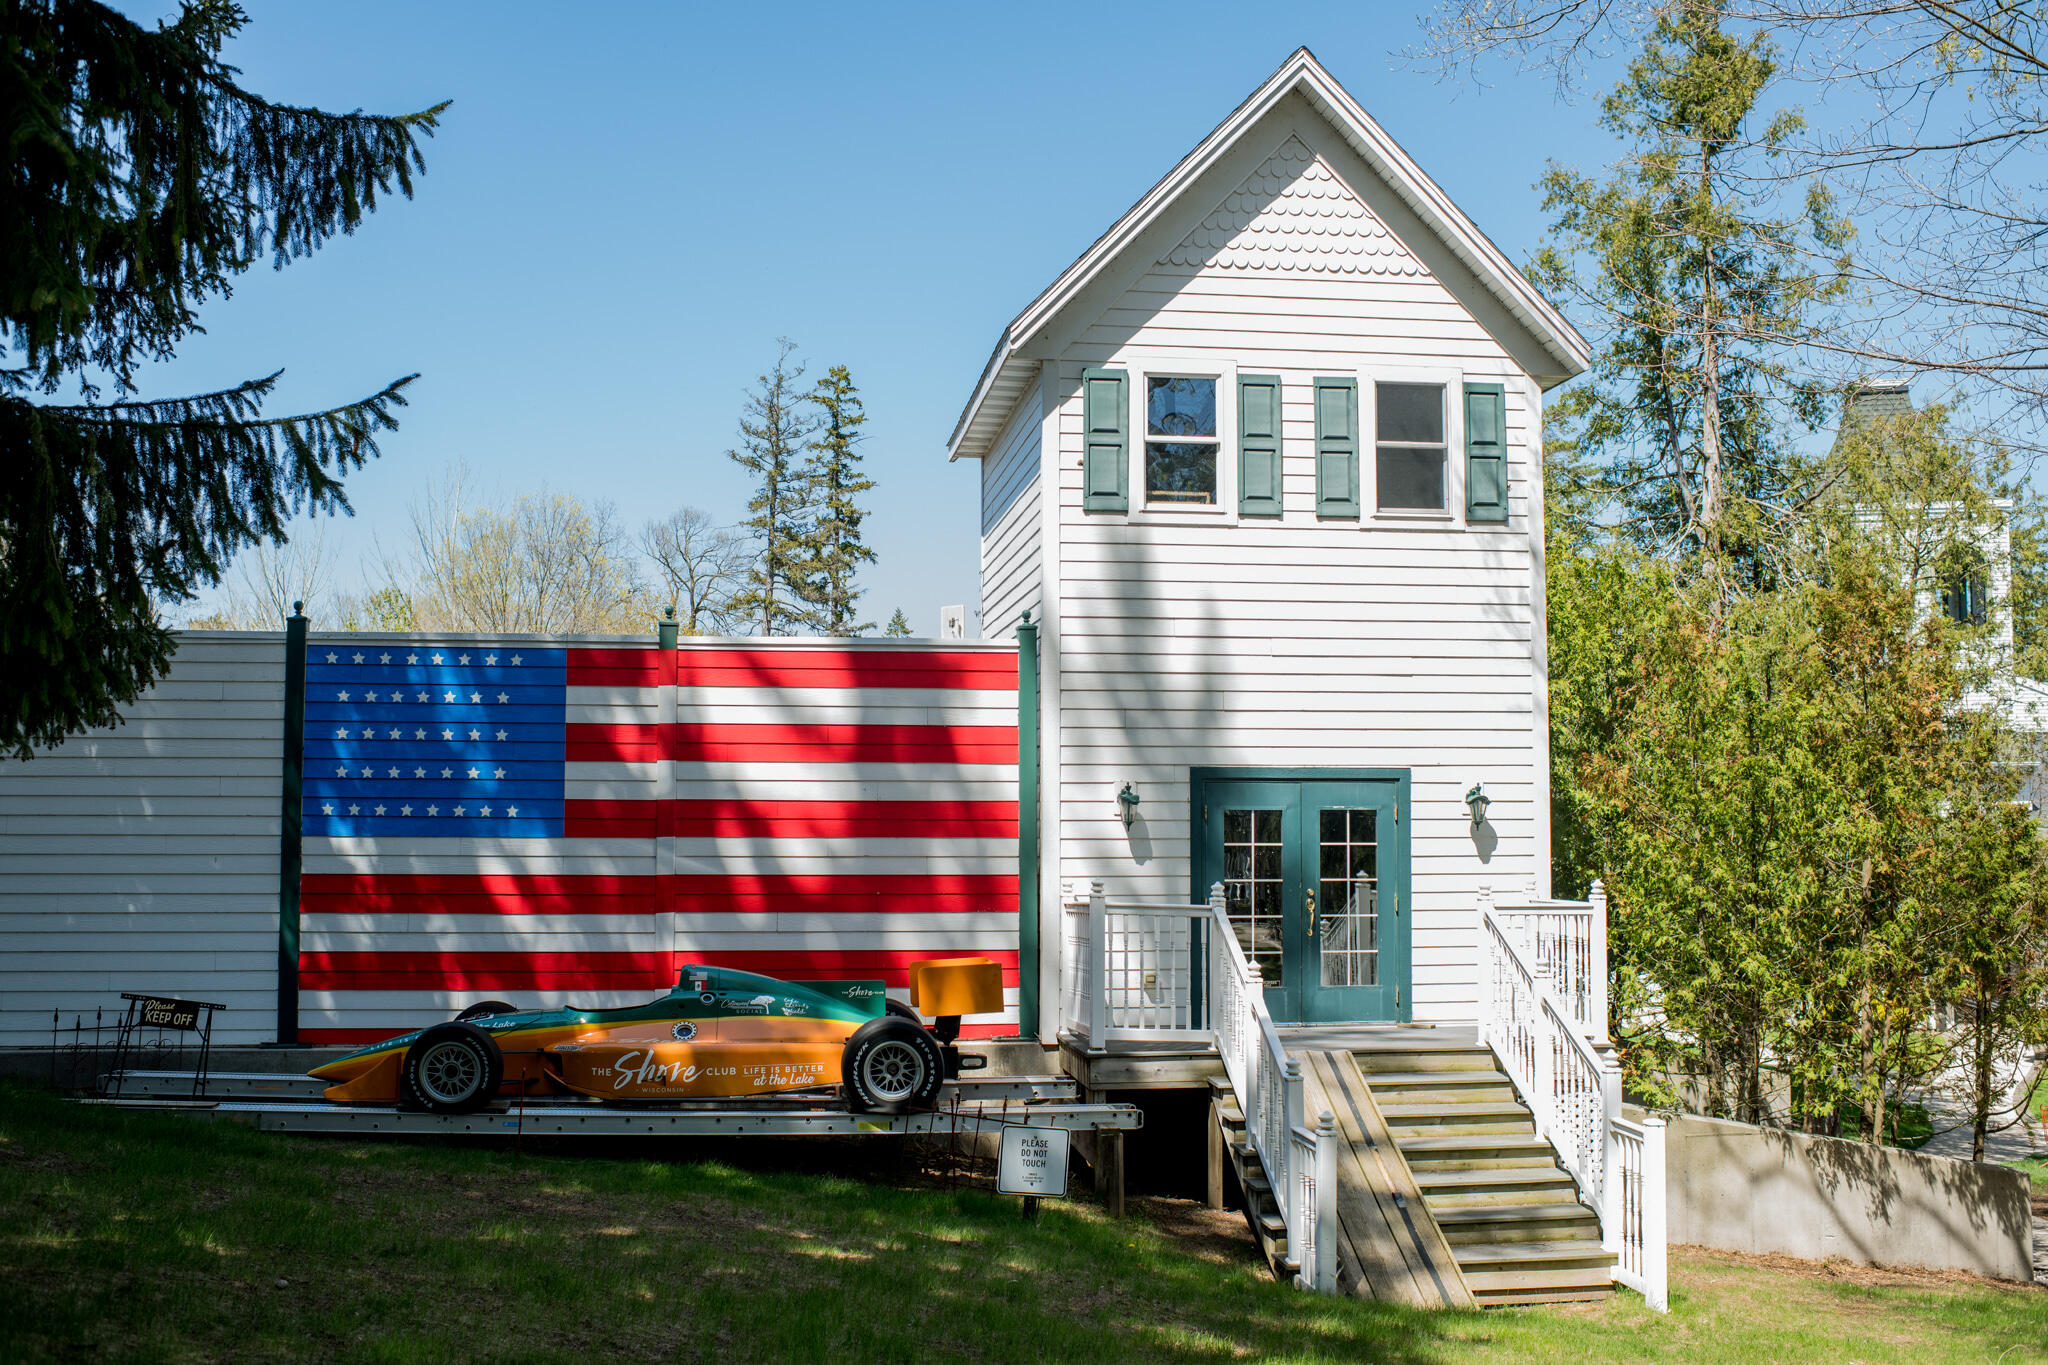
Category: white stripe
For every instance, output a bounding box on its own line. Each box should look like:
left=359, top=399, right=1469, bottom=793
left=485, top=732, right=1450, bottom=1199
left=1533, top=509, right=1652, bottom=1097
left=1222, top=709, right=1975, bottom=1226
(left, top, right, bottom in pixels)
left=568, top=684, right=1016, bottom=716
left=564, top=761, right=1019, bottom=794
left=669, top=849, right=1012, bottom=877
left=303, top=912, right=1014, bottom=941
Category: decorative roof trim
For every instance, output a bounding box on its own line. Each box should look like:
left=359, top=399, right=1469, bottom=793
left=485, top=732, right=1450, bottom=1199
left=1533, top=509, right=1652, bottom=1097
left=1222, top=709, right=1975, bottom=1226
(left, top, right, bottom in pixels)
left=946, top=47, right=1592, bottom=461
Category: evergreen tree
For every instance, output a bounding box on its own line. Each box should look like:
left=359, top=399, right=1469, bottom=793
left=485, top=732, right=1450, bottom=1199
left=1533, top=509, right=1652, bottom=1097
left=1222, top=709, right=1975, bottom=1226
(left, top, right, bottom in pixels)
left=883, top=608, right=911, bottom=637
left=1530, top=6, right=1849, bottom=594
left=0, top=0, right=445, bottom=757
left=797, top=364, right=876, bottom=635
left=726, top=339, right=821, bottom=636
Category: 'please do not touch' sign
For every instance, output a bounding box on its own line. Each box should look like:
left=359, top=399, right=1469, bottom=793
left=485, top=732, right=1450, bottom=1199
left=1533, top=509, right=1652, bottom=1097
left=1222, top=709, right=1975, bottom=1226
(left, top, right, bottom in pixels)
left=997, top=1126, right=1070, bottom=1198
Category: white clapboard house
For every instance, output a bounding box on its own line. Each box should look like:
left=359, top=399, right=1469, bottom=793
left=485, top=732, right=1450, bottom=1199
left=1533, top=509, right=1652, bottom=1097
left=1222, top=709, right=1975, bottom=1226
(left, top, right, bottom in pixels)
left=958, top=49, right=1665, bottom=1306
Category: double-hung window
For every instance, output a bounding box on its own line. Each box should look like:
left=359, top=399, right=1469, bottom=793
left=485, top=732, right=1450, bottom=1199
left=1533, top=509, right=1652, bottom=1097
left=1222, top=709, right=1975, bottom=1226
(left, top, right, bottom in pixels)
left=1144, top=376, right=1220, bottom=507
left=1375, top=381, right=1448, bottom=513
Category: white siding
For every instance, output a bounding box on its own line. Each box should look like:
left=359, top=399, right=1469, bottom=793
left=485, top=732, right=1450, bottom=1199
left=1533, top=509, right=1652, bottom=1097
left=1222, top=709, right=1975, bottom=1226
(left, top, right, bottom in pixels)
left=979, top=387, right=1042, bottom=641
left=1038, top=119, right=1549, bottom=1024
left=0, top=634, right=284, bottom=1045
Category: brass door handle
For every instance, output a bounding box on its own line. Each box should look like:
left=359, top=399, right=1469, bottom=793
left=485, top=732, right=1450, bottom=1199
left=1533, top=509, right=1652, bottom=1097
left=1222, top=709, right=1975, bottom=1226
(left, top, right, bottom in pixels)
left=1305, top=886, right=1317, bottom=937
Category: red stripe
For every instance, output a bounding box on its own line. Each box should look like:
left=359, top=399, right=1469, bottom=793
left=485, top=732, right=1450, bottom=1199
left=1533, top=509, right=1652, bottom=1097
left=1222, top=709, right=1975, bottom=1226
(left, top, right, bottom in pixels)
left=669, top=650, right=1016, bottom=691
left=562, top=799, right=1018, bottom=840
left=302, top=1020, right=1017, bottom=1045
left=565, top=648, right=669, bottom=687
left=566, top=723, right=1017, bottom=764
left=301, top=949, right=1018, bottom=991
left=299, top=873, right=1016, bottom=916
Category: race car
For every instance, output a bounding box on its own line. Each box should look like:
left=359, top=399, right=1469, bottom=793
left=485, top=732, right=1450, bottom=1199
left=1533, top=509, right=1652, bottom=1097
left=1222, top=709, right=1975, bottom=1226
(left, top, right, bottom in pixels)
left=306, top=957, right=1004, bottom=1116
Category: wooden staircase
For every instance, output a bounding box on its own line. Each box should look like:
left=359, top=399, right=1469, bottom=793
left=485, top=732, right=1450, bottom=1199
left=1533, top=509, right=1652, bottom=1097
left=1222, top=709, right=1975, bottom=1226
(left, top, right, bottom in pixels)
left=1353, top=1034, right=1615, bottom=1306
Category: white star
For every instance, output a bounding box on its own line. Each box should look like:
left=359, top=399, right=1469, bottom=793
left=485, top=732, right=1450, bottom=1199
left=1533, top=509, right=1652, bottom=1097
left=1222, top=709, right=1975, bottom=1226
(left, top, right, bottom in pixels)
left=458, top=653, right=470, bottom=666
left=363, top=690, right=378, bottom=703
left=334, top=728, right=348, bottom=740
left=351, top=652, right=364, bottom=664
left=415, top=729, right=426, bottom=740
left=479, top=804, right=493, bottom=817
left=335, top=766, right=347, bottom=777
left=321, top=802, right=334, bottom=815
left=453, top=804, right=466, bottom=817
left=441, top=767, right=453, bottom=778
left=373, top=804, right=386, bottom=816
left=414, top=767, right=426, bottom=778
left=387, top=729, right=401, bottom=740
left=506, top=805, right=519, bottom=817
left=361, top=728, right=375, bottom=739
left=467, top=767, right=480, bottom=779
left=416, top=691, right=429, bottom=704
left=442, top=729, right=454, bottom=740
left=347, top=803, right=360, bottom=815
left=496, top=692, right=509, bottom=704
left=510, top=654, right=522, bottom=666
left=493, top=767, right=505, bottom=779
left=359, top=767, right=373, bottom=778
left=484, top=653, right=498, bottom=665
left=469, top=691, right=482, bottom=704
left=325, top=652, right=338, bottom=663
left=379, top=652, right=391, bottom=665
left=426, top=804, right=438, bottom=816
left=336, top=690, right=350, bottom=701
left=400, top=804, right=412, bottom=817
left=388, top=766, right=400, bottom=777
left=444, top=691, right=457, bottom=704
left=468, top=728, right=481, bottom=740
left=494, top=729, right=508, bottom=741
left=431, top=653, right=444, bottom=665
left=406, top=653, right=419, bottom=665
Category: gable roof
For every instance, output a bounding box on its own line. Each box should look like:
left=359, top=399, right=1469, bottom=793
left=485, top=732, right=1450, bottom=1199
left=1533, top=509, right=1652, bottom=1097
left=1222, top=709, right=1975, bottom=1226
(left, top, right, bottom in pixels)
left=946, top=47, right=1592, bottom=461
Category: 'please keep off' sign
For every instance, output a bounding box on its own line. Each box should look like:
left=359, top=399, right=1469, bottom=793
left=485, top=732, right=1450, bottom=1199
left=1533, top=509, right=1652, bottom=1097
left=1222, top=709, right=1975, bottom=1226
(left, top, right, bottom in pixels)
left=997, top=1126, right=1070, bottom=1198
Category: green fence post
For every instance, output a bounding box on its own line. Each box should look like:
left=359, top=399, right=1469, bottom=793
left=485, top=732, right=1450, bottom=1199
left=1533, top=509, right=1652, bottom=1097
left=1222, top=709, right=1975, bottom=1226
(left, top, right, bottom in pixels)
left=1017, top=610, right=1040, bottom=1039
left=277, top=602, right=307, bottom=1044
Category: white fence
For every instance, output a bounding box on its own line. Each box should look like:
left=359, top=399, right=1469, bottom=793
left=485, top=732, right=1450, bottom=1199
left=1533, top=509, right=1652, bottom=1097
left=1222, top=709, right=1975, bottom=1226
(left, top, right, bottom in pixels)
left=1478, top=883, right=1667, bottom=1311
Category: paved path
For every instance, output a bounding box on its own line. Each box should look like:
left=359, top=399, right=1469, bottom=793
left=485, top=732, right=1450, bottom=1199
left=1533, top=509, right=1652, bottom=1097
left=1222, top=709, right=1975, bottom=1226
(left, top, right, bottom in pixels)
left=1911, top=1086, right=2046, bottom=1285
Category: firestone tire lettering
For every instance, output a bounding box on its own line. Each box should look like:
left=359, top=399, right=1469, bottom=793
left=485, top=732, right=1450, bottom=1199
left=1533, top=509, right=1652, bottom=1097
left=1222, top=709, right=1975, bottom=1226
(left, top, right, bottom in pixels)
left=400, top=1022, right=504, bottom=1114
left=841, top=1017, right=944, bottom=1115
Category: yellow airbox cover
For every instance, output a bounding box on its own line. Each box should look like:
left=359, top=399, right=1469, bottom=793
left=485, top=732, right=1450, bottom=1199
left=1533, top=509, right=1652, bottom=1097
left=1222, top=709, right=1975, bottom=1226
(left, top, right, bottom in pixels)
left=908, top=956, right=1004, bottom=1017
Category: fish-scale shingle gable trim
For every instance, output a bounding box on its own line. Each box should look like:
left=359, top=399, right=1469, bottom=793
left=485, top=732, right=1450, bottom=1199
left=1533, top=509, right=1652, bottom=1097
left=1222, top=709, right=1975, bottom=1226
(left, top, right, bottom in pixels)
left=1160, top=136, right=1425, bottom=278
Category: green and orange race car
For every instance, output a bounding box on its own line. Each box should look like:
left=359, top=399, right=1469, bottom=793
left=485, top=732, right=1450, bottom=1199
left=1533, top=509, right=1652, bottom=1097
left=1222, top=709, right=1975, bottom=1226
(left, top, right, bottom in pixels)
left=307, top=957, right=1004, bottom=1116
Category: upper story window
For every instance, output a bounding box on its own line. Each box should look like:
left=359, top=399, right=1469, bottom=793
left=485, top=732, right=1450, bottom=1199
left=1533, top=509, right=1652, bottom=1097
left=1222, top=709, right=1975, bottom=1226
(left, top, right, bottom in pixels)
left=1376, top=381, right=1447, bottom=512
left=1941, top=569, right=1990, bottom=626
left=1145, top=376, right=1219, bottom=506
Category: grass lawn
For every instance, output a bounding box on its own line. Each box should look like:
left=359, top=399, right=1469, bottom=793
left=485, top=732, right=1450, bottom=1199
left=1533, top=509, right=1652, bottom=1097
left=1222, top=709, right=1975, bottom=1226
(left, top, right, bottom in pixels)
left=2, top=1083, right=2042, bottom=1364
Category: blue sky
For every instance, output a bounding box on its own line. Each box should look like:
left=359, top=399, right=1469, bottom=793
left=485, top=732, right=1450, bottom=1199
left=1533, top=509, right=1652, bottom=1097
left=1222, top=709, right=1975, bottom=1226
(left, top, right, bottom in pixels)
left=115, top=1, right=1628, bottom=634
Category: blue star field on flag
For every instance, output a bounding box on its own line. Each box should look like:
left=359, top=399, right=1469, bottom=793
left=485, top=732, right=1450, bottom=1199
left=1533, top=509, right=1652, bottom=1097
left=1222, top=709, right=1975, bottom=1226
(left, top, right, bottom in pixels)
left=302, top=646, right=566, bottom=837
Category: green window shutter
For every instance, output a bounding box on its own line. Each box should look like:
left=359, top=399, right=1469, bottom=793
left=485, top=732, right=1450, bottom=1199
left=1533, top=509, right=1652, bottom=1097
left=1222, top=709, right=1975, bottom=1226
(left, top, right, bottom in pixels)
left=1464, top=383, right=1508, bottom=523
left=1314, top=377, right=1359, bottom=518
left=1081, top=367, right=1128, bottom=513
left=1238, top=374, right=1283, bottom=515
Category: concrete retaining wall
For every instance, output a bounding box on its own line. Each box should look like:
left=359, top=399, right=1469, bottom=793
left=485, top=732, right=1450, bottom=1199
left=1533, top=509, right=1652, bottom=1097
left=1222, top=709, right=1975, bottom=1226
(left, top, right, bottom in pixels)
left=1663, top=1112, right=2034, bottom=1282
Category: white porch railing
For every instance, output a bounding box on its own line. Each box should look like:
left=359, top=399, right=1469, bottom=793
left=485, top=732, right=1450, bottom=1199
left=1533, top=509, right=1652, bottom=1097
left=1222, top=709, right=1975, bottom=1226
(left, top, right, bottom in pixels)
left=1064, top=881, right=1337, bottom=1292
left=1478, top=883, right=1667, bottom=1312
left=1491, top=881, right=1608, bottom=1040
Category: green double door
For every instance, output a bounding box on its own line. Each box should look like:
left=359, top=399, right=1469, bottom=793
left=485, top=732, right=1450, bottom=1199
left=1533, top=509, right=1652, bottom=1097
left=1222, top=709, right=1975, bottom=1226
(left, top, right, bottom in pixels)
left=1195, top=773, right=1410, bottom=1024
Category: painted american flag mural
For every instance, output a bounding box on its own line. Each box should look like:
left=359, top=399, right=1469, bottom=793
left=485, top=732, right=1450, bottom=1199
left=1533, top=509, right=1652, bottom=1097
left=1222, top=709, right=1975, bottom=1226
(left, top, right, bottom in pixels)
left=295, top=638, right=1021, bottom=1042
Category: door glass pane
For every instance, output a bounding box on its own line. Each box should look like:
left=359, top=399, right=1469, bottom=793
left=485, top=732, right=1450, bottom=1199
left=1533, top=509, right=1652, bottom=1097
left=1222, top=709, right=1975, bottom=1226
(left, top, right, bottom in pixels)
left=1223, top=807, right=1284, bottom=987
left=1319, top=808, right=1378, bottom=987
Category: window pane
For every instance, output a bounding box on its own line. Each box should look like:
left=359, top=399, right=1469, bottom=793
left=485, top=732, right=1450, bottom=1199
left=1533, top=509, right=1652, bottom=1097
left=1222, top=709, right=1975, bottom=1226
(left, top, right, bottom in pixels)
left=1377, top=446, right=1445, bottom=510
left=1146, top=442, right=1217, bottom=504
left=1377, top=383, right=1443, bottom=443
left=1147, top=377, right=1216, bottom=438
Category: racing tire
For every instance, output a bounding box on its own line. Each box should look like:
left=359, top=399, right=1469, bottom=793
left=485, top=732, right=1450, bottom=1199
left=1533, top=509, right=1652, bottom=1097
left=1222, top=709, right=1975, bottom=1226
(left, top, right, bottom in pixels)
left=841, top=1017, right=945, bottom=1115
left=454, top=1000, right=519, bottom=1022
left=884, top=998, right=924, bottom=1026
left=401, top=1022, right=504, bottom=1115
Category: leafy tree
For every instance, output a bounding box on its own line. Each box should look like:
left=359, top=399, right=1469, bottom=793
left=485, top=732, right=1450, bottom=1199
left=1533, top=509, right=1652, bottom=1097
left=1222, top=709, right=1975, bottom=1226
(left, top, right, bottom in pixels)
left=883, top=608, right=912, bottom=637
left=726, top=339, right=821, bottom=636
left=0, top=0, right=444, bottom=757
left=1528, top=7, right=1848, bottom=591
left=798, top=365, right=876, bottom=635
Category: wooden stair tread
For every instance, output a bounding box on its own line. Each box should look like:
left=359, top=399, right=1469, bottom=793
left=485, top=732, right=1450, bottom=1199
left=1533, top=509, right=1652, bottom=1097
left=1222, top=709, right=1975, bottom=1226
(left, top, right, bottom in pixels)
left=1395, top=1134, right=1553, bottom=1154
left=1412, top=1168, right=1575, bottom=1190
left=1360, top=1070, right=1513, bottom=1086
left=1380, top=1101, right=1532, bottom=1120
left=1433, top=1202, right=1596, bottom=1226
left=1451, top=1239, right=1616, bottom=1265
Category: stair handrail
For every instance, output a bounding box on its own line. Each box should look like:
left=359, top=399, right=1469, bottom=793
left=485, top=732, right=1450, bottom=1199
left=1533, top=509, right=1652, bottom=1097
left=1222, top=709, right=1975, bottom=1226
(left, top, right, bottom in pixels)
left=1203, top=881, right=1335, bottom=1292
left=1477, top=885, right=1667, bottom=1312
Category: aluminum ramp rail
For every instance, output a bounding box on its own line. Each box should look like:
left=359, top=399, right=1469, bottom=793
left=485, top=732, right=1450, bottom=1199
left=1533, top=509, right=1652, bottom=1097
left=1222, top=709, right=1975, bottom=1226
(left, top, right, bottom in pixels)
left=103, top=1070, right=1081, bottom=1104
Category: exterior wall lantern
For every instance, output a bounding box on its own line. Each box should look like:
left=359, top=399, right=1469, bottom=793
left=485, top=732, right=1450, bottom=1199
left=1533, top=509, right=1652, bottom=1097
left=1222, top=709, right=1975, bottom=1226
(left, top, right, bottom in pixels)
left=1115, top=781, right=1141, bottom=829
left=1464, top=783, right=1490, bottom=829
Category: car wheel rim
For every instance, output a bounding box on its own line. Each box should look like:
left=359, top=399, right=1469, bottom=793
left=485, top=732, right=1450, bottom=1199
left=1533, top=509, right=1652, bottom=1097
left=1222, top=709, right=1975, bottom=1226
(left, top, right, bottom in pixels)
left=420, top=1041, right=481, bottom=1103
left=863, top=1040, right=924, bottom=1101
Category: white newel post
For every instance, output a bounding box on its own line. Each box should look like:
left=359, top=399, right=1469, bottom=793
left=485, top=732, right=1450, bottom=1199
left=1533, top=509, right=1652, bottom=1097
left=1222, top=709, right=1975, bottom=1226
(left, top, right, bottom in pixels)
left=1642, top=1115, right=1669, bottom=1311
left=1530, top=945, right=1555, bottom=1143
left=1475, top=884, right=1494, bottom=1048
left=1590, top=879, right=1610, bottom=1044
left=1208, top=881, right=1228, bottom=1034
left=1599, top=1055, right=1624, bottom=1242
left=1315, top=1110, right=1339, bottom=1292
left=1243, top=958, right=1265, bottom=1142
left=1087, top=880, right=1108, bottom=1046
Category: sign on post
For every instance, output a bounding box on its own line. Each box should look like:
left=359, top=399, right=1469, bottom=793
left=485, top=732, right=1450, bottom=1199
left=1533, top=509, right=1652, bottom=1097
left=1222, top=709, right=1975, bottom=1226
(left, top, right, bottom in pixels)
left=127, top=995, right=207, bottom=1032
left=997, top=1125, right=1070, bottom=1198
